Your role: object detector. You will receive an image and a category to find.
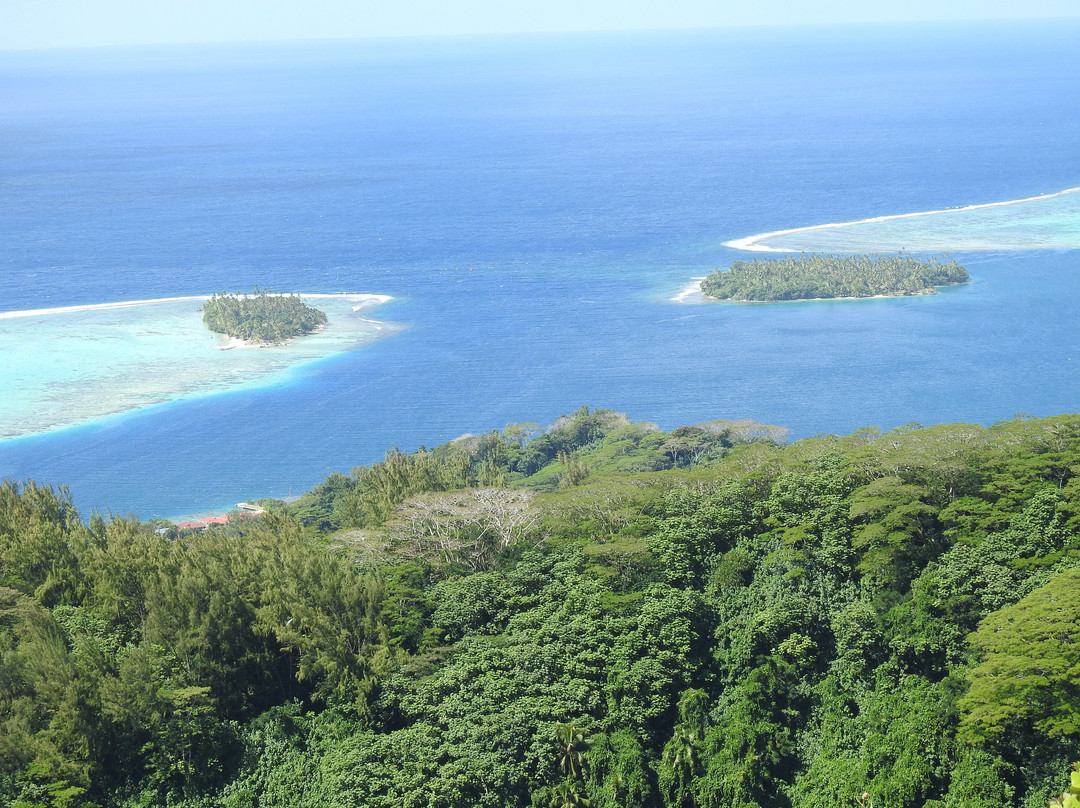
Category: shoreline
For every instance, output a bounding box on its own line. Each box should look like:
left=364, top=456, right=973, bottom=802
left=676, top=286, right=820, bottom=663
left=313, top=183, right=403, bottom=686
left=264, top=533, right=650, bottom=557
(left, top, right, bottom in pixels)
left=673, top=278, right=966, bottom=305
left=215, top=336, right=251, bottom=351
left=724, top=185, right=1080, bottom=253
left=670, top=277, right=709, bottom=304
left=0, top=292, right=393, bottom=320
left=0, top=292, right=401, bottom=442
left=215, top=321, right=333, bottom=351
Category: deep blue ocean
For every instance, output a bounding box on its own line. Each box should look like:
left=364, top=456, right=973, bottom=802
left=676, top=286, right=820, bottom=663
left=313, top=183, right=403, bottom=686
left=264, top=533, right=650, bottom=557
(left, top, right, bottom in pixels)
left=2, top=21, right=1079, bottom=519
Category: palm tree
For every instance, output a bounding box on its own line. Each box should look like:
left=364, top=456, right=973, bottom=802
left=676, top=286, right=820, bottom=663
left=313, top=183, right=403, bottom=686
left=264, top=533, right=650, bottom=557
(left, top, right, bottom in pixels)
left=662, top=689, right=707, bottom=808
left=550, top=781, right=591, bottom=808
left=555, top=721, right=590, bottom=781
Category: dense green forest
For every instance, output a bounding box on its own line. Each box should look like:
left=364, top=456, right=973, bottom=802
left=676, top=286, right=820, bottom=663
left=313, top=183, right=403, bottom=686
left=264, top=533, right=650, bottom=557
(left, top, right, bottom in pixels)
left=202, top=289, right=327, bottom=344
left=5, top=406, right=1080, bottom=808
left=700, top=254, right=969, bottom=301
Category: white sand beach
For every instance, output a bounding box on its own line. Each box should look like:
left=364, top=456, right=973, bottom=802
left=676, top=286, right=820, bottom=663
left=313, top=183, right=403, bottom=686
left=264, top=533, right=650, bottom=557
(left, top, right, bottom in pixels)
left=670, top=277, right=709, bottom=303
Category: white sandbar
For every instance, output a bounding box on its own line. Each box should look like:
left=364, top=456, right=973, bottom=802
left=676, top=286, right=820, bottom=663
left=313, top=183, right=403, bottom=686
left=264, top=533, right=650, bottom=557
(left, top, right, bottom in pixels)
left=725, top=186, right=1080, bottom=252
left=670, top=277, right=709, bottom=303
left=0, top=292, right=392, bottom=320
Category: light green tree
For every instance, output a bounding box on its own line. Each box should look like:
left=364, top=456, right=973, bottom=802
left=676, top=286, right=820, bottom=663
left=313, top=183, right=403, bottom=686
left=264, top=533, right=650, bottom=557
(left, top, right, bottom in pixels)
left=959, top=567, right=1080, bottom=744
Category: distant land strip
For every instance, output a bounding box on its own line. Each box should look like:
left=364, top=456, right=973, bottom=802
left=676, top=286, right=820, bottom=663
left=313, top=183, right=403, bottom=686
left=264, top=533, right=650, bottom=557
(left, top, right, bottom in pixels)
left=0, top=293, right=392, bottom=320
left=725, top=185, right=1080, bottom=253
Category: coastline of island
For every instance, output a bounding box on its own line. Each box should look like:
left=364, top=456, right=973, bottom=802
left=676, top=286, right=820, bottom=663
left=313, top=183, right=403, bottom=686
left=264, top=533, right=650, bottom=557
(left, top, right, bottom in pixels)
left=678, top=254, right=969, bottom=304
left=206, top=293, right=393, bottom=348
left=0, top=292, right=401, bottom=441
left=671, top=276, right=710, bottom=303
left=673, top=282, right=961, bottom=305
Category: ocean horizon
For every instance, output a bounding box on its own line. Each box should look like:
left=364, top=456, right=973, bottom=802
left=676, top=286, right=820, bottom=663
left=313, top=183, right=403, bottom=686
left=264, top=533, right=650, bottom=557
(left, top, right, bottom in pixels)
left=2, top=20, right=1079, bottom=519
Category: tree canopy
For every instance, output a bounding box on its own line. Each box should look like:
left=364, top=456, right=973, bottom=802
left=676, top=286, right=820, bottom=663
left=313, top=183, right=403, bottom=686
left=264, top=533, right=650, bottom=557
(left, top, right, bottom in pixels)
left=202, top=288, right=328, bottom=344
left=700, top=253, right=969, bottom=301
left=5, top=408, right=1080, bottom=808
left=960, top=567, right=1080, bottom=743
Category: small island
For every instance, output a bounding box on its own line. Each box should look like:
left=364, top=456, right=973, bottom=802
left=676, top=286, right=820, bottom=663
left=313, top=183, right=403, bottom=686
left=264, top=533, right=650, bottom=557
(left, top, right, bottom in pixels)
left=202, top=288, right=328, bottom=345
left=700, top=253, right=969, bottom=302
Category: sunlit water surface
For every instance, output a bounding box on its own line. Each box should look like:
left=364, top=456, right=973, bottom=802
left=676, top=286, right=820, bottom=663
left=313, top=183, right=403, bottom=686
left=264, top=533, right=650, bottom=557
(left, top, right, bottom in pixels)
left=1, top=22, right=1079, bottom=517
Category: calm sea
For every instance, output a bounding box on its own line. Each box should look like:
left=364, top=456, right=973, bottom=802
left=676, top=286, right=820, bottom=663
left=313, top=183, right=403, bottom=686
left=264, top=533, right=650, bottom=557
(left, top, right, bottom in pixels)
left=1, top=21, right=1078, bottom=518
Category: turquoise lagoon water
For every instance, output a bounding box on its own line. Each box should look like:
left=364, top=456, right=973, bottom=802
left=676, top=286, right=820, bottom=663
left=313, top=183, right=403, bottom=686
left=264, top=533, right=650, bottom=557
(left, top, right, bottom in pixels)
left=1, top=22, right=1079, bottom=518
left=0, top=296, right=399, bottom=439
left=731, top=187, right=1080, bottom=253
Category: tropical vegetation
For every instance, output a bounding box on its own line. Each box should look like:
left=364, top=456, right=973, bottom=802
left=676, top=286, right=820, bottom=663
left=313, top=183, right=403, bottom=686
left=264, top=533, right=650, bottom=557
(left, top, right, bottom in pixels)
left=202, top=288, right=328, bottom=344
left=4, top=406, right=1080, bottom=807
left=700, top=253, right=969, bottom=301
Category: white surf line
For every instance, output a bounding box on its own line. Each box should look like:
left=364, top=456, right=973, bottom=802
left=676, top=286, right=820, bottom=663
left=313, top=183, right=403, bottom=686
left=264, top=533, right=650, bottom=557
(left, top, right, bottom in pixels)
left=300, top=293, right=393, bottom=304
left=0, top=295, right=209, bottom=320
left=0, top=293, right=392, bottom=320
left=724, top=185, right=1080, bottom=253
left=671, top=277, right=709, bottom=303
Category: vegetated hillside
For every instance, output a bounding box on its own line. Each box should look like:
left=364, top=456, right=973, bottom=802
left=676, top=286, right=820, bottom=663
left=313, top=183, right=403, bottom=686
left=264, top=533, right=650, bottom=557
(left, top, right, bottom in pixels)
left=700, top=253, right=969, bottom=301
left=4, top=408, right=1080, bottom=808
left=202, top=287, right=327, bottom=343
